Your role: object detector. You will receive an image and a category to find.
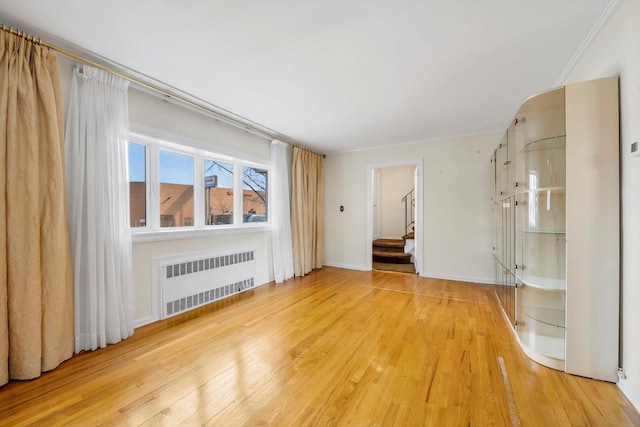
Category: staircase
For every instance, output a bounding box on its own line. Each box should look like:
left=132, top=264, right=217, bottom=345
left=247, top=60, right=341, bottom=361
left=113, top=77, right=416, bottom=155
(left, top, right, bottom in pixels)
left=373, top=187, right=416, bottom=273
left=372, top=239, right=412, bottom=264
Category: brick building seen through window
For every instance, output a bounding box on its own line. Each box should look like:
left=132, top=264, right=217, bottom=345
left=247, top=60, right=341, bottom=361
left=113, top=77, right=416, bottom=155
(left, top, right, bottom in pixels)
left=129, top=183, right=266, bottom=227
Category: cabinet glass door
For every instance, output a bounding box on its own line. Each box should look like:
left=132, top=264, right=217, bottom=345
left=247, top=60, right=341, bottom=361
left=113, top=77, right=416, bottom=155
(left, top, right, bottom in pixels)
left=518, top=136, right=566, bottom=289
left=515, top=88, right=566, bottom=368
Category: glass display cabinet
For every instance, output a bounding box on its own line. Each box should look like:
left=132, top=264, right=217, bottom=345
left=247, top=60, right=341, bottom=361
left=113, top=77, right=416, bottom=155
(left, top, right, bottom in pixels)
left=491, top=77, right=620, bottom=382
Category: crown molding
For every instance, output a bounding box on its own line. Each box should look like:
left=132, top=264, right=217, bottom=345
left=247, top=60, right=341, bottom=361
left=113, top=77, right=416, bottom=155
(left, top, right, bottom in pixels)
left=554, top=0, right=621, bottom=86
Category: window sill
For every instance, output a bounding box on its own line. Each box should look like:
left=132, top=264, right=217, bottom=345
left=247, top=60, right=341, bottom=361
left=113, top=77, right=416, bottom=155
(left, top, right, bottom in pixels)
left=131, top=224, right=271, bottom=243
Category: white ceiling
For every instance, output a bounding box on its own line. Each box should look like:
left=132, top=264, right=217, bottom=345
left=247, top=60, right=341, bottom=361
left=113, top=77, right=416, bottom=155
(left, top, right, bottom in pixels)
left=0, top=0, right=613, bottom=153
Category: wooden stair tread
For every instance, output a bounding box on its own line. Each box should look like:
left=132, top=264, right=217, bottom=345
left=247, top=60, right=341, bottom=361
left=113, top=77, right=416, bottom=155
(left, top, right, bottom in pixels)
left=372, top=238, right=412, bottom=264
left=372, top=239, right=404, bottom=248
left=373, top=262, right=416, bottom=274
left=372, top=250, right=412, bottom=264
left=372, top=250, right=410, bottom=258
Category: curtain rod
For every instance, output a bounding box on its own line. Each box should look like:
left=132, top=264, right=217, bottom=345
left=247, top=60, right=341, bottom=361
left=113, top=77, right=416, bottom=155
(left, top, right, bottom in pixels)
left=0, top=23, right=41, bottom=44
left=0, top=23, right=325, bottom=158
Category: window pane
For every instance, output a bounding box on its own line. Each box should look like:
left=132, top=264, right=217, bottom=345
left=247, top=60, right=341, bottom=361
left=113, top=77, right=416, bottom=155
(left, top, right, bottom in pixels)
left=129, top=142, right=146, bottom=227
left=242, top=166, right=268, bottom=223
left=204, top=160, right=234, bottom=225
left=159, top=150, right=194, bottom=227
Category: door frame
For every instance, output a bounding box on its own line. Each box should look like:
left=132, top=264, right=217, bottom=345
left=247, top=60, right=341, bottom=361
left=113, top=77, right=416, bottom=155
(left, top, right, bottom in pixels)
left=366, top=159, right=424, bottom=275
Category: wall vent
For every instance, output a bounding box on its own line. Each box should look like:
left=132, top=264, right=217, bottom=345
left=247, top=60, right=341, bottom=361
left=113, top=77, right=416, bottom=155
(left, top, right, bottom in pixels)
left=157, top=249, right=256, bottom=319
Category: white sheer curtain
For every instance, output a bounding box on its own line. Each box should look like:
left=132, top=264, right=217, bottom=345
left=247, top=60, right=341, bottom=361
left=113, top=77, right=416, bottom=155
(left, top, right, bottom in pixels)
left=270, top=140, right=294, bottom=282
left=65, top=65, right=135, bottom=353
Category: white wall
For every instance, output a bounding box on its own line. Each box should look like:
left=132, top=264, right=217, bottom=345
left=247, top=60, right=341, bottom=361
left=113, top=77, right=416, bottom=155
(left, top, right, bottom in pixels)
left=56, top=56, right=275, bottom=326
left=324, top=133, right=499, bottom=283
left=379, top=165, right=415, bottom=239
left=564, top=0, right=640, bottom=405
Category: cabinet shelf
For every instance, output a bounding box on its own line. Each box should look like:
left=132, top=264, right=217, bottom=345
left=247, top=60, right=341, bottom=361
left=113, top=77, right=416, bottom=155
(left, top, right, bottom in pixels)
left=519, top=229, right=566, bottom=234
left=517, top=186, right=566, bottom=194
left=522, top=135, right=566, bottom=152
left=523, top=306, right=565, bottom=328
left=517, top=273, right=565, bottom=291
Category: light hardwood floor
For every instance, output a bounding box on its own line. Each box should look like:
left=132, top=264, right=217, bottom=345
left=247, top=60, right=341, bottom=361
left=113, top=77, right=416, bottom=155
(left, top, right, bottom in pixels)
left=1, top=267, right=638, bottom=426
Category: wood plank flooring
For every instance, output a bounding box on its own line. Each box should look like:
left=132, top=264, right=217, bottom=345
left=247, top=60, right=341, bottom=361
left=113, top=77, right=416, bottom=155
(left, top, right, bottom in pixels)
left=0, top=267, right=638, bottom=426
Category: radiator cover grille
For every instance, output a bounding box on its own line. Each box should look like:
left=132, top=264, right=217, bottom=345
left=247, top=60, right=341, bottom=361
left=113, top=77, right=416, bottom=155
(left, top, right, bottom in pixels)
left=158, top=249, right=256, bottom=319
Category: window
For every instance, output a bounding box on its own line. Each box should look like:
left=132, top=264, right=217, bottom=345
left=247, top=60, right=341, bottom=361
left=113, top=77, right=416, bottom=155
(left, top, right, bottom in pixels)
left=204, top=160, right=234, bottom=225
left=243, top=166, right=268, bottom=223
left=128, top=131, right=270, bottom=237
left=159, top=150, right=194, bottom=228
left=128, top=142, right=147, bottom=227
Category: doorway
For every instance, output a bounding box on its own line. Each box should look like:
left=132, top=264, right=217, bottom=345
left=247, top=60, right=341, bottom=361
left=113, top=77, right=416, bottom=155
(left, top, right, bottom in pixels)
left=366, top=160, right=423, bottom=275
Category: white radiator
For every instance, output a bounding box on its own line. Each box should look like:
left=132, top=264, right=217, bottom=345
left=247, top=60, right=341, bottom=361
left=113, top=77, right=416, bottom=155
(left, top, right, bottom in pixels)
left=157, top=248, right=256, bottom=319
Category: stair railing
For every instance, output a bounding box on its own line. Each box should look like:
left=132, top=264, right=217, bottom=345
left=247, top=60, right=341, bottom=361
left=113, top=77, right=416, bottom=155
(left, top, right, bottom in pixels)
left=401, top=188, right=415, bottom=236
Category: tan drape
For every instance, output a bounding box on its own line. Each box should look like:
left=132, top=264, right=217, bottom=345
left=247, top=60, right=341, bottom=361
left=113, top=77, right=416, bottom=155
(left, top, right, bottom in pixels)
left=291, top=147, right=324, bottom=276
left=0, top=31, right=74, bottom=386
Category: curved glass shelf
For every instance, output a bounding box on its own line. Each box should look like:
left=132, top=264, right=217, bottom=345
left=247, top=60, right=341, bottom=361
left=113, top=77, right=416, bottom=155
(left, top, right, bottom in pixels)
left=523, top=306, right=565, bottom=328
left=520, top=229, right=566, bottom=234
left=521, top=186, right=565, bottom=193
left=517, top=273, right=565, bottom=291
left=522, top=135, right=566, bottom=152
left=515, top=189, right=566, bottom=196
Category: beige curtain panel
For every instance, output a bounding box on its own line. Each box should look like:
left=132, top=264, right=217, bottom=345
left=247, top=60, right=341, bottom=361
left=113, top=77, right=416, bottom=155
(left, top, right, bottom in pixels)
left=0, top=31, right=74, bottom=386
left=291, top=147, right=324, bottom=276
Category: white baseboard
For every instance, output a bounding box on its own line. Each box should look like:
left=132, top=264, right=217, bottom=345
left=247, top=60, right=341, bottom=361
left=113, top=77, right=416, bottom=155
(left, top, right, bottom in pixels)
left=324, top=263, right=493, bottom=285
left=419, top=272, right=494, bottom=285
left=323, top=262, right=369, bottom=272
left=257, top=278, right=273, bottom=287
left=133, top=315, right=157, bottom=329
left=618, top=375, right=640, bottom=412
